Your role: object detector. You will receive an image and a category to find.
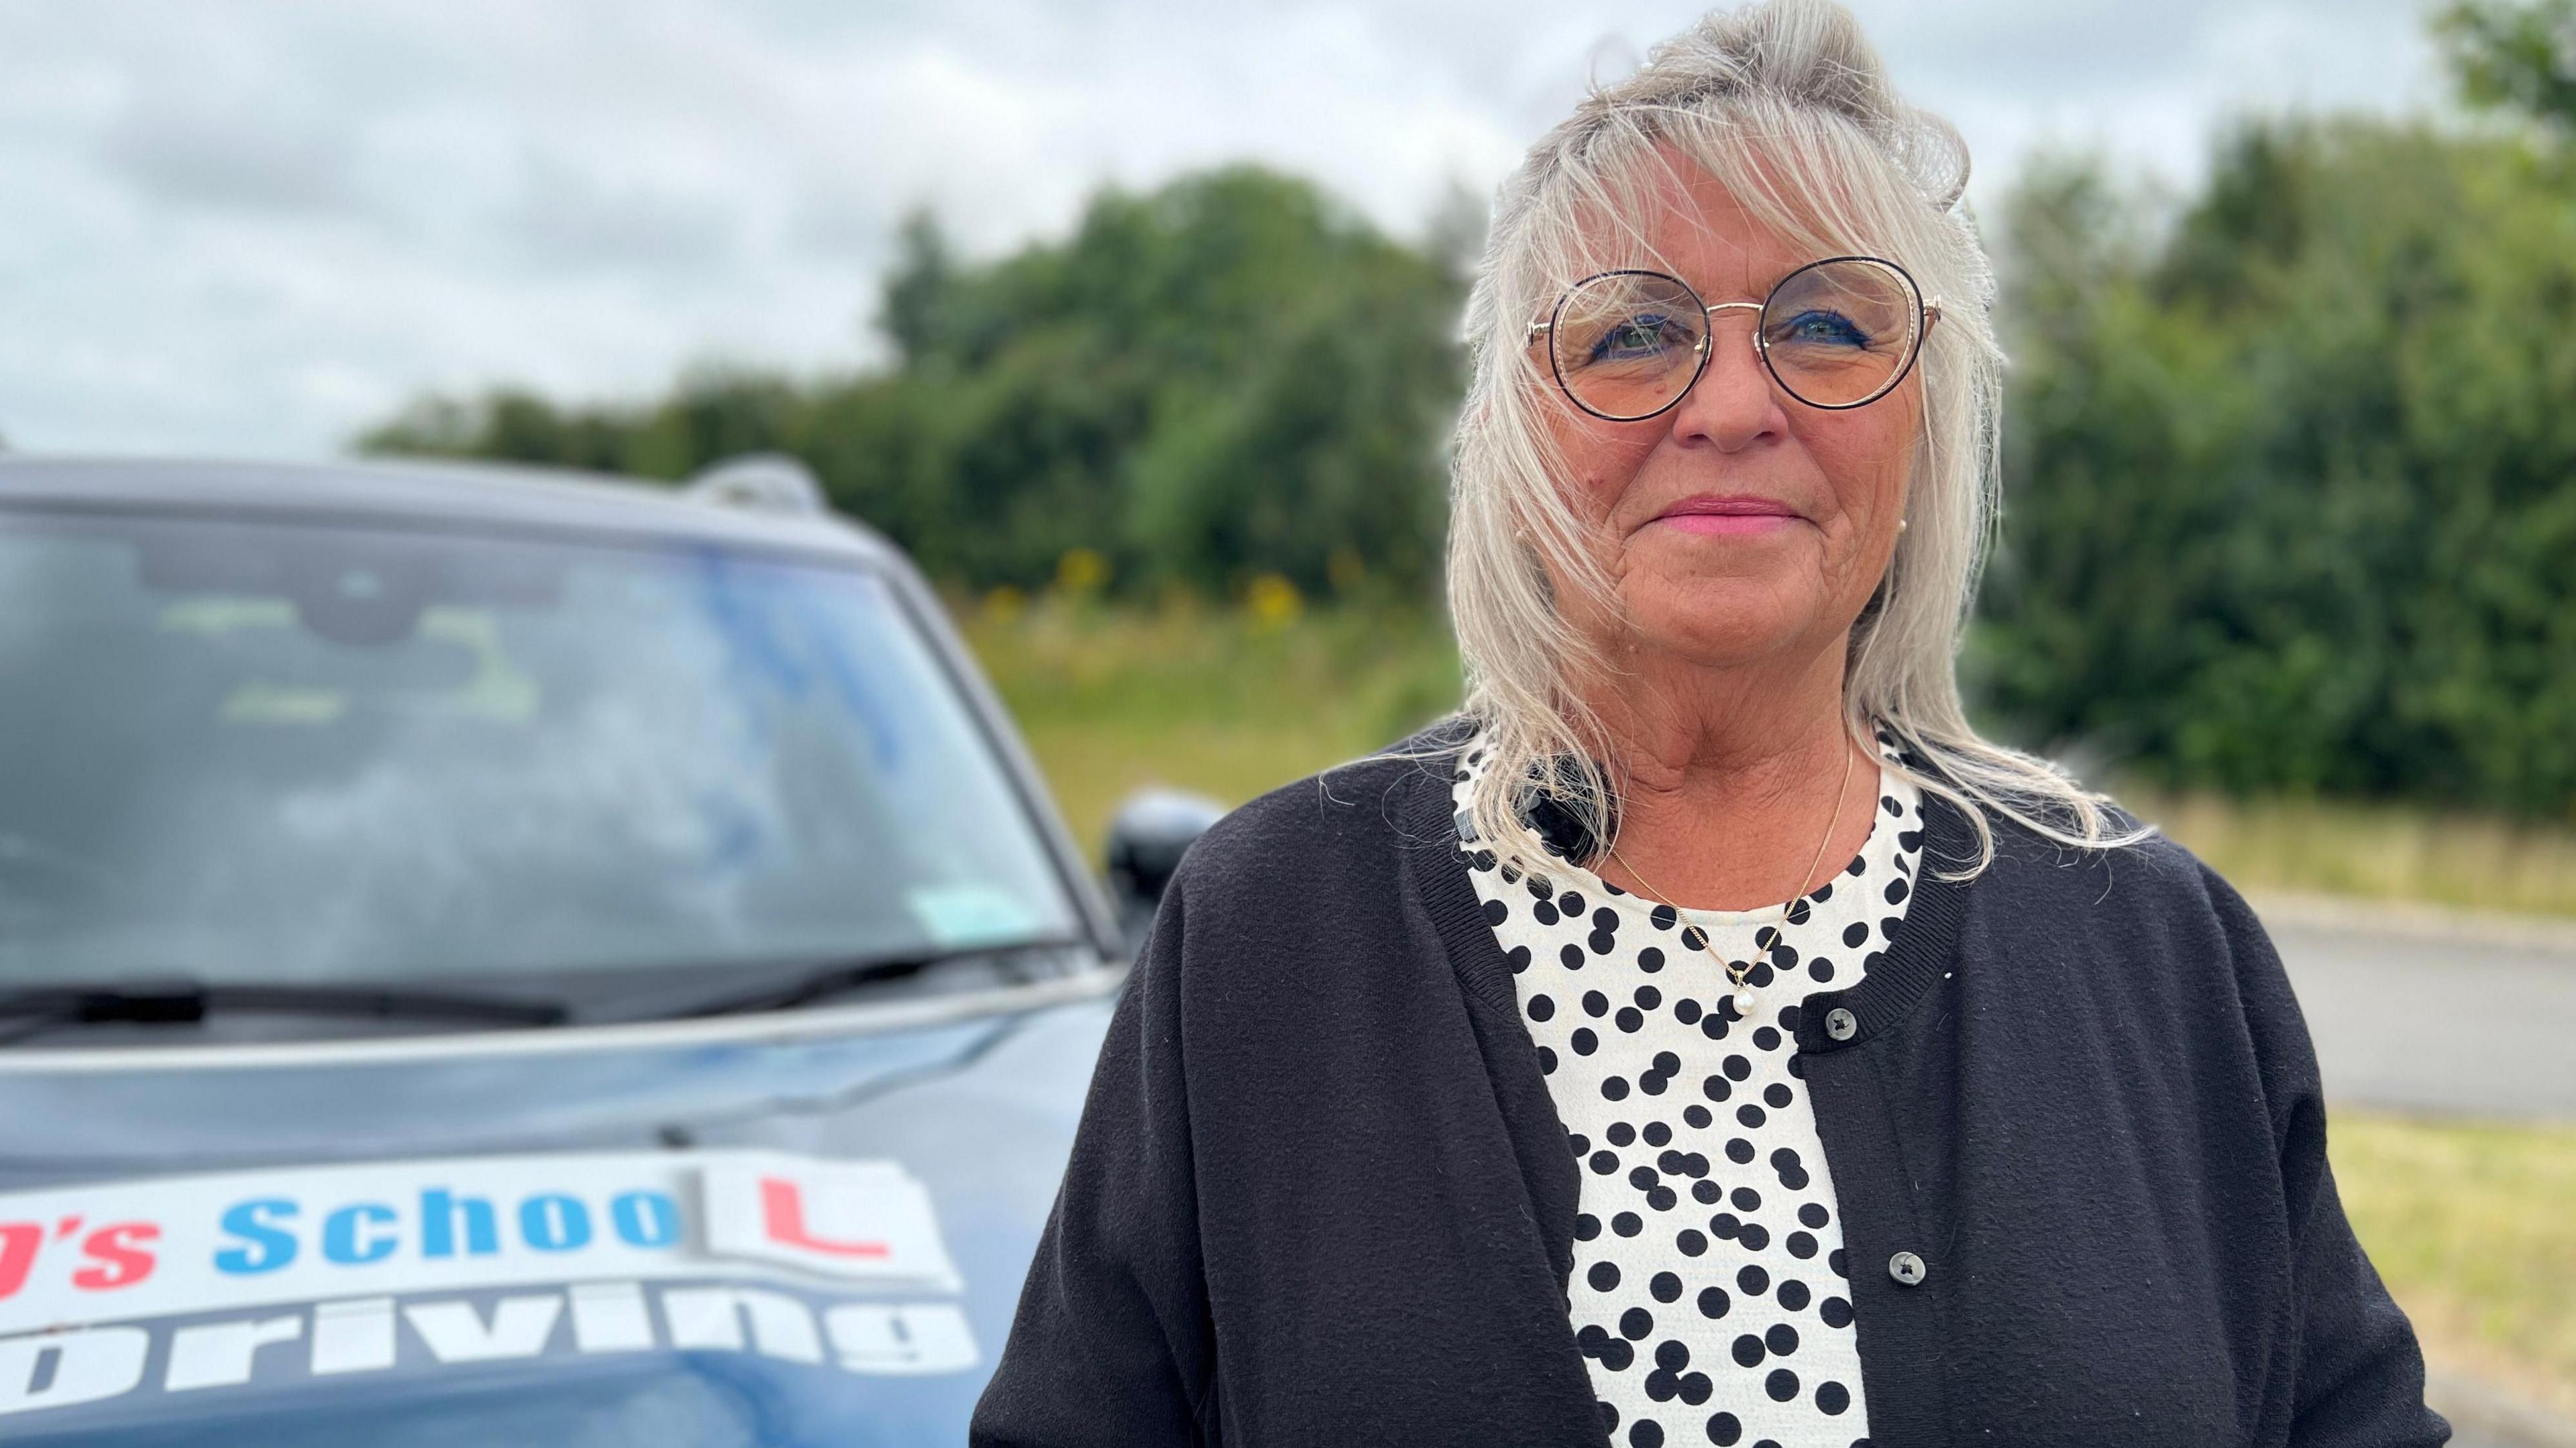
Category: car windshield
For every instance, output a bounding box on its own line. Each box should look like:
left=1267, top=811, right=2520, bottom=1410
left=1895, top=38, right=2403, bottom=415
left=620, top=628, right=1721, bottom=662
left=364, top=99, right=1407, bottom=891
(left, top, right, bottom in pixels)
left=0, top=506, right=1081, bottom=994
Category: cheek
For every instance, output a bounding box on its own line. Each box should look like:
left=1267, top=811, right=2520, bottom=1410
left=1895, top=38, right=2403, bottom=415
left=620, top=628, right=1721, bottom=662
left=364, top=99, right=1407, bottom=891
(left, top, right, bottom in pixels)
left=1546, top=421, right=1656, bottom=516
left=1799, top=413, right=1919, bottom=520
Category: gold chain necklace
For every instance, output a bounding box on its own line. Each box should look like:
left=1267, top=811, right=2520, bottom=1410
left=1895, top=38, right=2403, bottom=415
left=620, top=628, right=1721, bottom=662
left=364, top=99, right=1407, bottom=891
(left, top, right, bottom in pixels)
left=1601, top=736, right=1857, bottom=1020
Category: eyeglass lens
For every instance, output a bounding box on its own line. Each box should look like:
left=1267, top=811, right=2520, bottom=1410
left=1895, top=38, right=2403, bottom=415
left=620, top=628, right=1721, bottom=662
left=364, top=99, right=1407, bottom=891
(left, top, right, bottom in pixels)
left=1549, top=260, right=1921, bottom=417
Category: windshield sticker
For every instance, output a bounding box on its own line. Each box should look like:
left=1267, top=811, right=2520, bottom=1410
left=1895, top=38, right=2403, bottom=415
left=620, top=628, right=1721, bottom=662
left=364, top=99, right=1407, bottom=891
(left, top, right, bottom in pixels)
left=0, top=1150, right=977, bottom=1421
left=906, top=883, right=1040, bottom=948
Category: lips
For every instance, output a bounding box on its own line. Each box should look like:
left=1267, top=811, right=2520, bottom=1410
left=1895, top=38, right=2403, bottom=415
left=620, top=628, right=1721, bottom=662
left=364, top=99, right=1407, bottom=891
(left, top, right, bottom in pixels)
left=1654, top=493, right=1803, bottom=522
left=1646, top=494, right=1805, bottom=539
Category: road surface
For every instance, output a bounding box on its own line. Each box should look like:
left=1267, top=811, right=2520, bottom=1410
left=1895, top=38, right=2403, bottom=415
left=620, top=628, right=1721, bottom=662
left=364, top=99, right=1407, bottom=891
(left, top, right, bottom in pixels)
left=2253, top=893, right=2576, bottom=1121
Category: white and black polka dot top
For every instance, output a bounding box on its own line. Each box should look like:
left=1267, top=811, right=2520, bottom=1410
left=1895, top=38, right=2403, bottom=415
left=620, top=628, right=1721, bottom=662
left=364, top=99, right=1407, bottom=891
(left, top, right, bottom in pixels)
left=1450, top=723, right=1923, bottom=1448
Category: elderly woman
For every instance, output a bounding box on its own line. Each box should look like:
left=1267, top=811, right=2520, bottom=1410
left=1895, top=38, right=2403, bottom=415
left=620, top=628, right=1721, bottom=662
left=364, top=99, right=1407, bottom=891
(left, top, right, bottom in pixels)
left=971, top=2, right=2449, bottom=1445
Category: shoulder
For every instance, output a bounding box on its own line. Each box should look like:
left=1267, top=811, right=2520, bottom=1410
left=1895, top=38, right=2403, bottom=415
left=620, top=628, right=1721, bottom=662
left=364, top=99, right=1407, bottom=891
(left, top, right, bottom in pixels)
left=1169, top=713, right=1476, bottom=911
left=1130, top=717, right=1477, bottom=1021
left=1954, top=784, right=2312, bottom=1085
left=1940, top=782, right=2292, bottom=994
left=1183, top=711, right=1472, bottom=873
left=1933, top=778, right=2220, bottom=917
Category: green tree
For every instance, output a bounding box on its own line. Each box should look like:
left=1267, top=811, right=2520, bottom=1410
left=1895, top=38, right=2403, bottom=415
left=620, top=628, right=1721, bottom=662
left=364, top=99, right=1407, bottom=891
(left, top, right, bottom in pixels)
left=360, top=164, right=1465, bottom=604
left=1983, top=119, right=2576, bottom=817
left=2438, top=0, right=2576, bottom=131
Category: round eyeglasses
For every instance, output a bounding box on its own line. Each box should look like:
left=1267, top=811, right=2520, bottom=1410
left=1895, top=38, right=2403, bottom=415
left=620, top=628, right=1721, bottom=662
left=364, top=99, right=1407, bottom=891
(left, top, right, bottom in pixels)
left=1527, top=256, right=1941, bottom=420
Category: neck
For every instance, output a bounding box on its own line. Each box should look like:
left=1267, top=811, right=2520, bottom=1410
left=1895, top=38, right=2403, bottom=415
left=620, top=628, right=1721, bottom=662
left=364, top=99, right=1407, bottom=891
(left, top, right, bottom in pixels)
left=1577, top=630, right=1879, bottom=913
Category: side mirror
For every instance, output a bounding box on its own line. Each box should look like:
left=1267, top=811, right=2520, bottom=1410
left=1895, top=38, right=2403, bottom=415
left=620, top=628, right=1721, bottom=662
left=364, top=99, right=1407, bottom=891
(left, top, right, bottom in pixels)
left=1103, top=789, right=1227, bottom=958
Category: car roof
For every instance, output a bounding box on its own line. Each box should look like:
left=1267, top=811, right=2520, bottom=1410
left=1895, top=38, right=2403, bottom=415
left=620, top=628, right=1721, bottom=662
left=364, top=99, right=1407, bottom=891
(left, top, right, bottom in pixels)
left=0, top=453, right=902, bottom=565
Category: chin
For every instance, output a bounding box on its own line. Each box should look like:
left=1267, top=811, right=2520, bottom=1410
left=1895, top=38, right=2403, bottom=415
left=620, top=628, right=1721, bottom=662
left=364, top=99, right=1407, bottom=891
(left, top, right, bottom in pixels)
left=1623, top=582, right=1813, bottom=666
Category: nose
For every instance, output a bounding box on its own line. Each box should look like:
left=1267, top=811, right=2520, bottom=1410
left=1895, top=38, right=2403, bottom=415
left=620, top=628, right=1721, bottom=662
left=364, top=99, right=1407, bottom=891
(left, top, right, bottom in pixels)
left=1666, top=302, right=1785, bottom=452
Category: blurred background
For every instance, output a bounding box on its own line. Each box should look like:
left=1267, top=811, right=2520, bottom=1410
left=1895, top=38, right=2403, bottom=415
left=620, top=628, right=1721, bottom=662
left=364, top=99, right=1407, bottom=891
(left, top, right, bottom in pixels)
left=4, top=0, right=2572, bottom=1431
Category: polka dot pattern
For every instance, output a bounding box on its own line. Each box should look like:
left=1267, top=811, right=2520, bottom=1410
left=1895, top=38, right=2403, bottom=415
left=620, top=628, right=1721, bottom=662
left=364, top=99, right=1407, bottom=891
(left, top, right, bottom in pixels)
left=1453, top=724, right=1922, bottom=1448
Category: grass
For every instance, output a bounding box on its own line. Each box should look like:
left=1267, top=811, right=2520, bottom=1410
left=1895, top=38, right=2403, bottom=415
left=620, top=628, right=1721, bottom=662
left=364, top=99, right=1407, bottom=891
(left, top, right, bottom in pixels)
left=956, top=596, right=2576, bottom=1406
left=2110, top=784, right=2576, bottom=921
left=2332, top=1109, right=2576, bottom=1416
left=957, top=593, right=1461, bottom=856
left=961, top=595, right=2576, bottom=923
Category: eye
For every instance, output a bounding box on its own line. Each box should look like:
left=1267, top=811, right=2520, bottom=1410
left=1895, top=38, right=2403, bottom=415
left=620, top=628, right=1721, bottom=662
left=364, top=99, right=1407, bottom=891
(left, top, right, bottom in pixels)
left=1774, top=309, right=1873, bottom=348
left=1588, top=313, right=1687, bottom=363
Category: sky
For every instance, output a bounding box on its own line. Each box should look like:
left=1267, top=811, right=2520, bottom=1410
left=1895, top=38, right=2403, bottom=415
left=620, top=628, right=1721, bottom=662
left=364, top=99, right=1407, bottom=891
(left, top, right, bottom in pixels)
left=0, top=0, right=2447, bottom=460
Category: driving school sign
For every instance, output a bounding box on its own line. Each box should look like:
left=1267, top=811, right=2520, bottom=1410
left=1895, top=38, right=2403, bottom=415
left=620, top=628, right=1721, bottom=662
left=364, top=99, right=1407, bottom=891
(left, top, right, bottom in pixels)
left=0, top=1150, right=977, bottom=1419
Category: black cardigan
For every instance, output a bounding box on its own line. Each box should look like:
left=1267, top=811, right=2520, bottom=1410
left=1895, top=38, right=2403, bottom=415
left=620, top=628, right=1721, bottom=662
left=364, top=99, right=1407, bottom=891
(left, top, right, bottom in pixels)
left=970, top=717, right=2451, bottom=1447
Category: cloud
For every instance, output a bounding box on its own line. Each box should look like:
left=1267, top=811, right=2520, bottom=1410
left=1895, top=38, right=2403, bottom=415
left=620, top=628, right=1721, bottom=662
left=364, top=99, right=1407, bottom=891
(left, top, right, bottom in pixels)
left=0, top=0, right=2444, bottom=460
left=508, top=152, right=745, bottom=274
left=98, top=86, right=358, bottom=217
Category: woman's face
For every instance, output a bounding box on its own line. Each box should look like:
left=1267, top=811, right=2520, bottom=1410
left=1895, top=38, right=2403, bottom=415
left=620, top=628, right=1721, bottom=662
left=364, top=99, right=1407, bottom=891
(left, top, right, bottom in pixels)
left=1536, top=159, right=1924, bottom=677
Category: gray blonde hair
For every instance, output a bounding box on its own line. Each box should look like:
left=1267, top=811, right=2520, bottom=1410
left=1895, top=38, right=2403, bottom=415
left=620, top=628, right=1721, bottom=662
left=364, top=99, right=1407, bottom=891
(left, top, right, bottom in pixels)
left=1435, top=0, right=2156, bottom=883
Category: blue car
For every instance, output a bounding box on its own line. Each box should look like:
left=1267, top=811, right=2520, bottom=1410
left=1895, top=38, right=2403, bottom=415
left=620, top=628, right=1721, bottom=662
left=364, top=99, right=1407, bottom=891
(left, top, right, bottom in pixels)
left=0, top=454, right=1216, bottom=1445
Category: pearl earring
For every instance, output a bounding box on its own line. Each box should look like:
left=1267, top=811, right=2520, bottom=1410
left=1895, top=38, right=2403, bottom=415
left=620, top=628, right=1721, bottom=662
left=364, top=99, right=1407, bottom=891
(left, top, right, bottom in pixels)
left=1897, top=519, right=1909, bottom=533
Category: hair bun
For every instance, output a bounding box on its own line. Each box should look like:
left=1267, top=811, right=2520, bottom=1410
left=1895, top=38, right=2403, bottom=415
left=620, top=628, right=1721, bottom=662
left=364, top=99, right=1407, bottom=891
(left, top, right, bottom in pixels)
left=1886, top=107, right=1972, bottom=213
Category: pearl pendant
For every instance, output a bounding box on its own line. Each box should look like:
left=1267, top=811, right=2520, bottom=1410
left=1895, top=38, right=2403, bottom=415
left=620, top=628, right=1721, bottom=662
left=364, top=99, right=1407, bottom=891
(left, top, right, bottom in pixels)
left=1731, top=987, right=1758, bottom=1017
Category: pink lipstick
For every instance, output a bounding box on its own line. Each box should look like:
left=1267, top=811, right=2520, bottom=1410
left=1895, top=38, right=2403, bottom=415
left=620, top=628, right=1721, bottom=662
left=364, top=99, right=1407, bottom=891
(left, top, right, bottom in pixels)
left=1651, top=493, right=1801, bottom=536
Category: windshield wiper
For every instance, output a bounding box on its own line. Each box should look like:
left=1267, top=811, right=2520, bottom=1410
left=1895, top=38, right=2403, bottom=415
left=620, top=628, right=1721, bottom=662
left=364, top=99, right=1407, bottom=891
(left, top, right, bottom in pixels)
left=0, top=979, right=570, bottom=1046
left=674, top=938, right=1082, bottom=1019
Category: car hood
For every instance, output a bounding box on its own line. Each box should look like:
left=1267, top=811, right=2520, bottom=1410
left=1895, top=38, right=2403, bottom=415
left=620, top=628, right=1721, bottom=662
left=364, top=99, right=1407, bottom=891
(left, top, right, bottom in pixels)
left=0, top=980, right=1118, bottom=1446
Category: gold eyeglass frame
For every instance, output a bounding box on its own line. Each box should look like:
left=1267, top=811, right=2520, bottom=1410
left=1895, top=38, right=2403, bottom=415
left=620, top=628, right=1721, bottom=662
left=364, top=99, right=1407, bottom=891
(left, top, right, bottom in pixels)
left=1527, top=256, right=1945, bottom=419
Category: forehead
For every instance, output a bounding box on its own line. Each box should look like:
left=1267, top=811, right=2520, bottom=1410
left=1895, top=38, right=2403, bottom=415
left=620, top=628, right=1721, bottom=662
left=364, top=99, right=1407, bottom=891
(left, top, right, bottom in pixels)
left=1570, top=143, right=1841, bottom=299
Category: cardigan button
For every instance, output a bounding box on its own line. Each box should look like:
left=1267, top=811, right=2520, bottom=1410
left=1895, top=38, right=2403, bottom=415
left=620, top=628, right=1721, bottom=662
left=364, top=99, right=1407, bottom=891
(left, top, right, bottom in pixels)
left=1888, top=1251, right=1927, bottom=1286
left=1824, top=1007, right=1858, bottom=1041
